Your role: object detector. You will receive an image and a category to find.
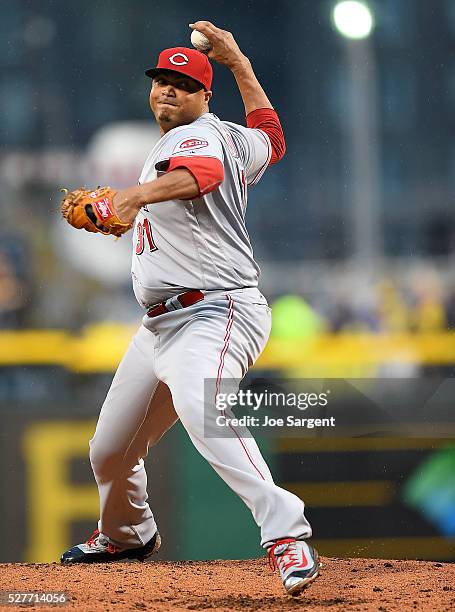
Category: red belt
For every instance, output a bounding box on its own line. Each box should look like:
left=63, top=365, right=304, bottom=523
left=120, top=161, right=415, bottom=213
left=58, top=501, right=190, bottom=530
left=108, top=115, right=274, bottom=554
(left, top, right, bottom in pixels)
left=146, top=290, right=205, bottom=318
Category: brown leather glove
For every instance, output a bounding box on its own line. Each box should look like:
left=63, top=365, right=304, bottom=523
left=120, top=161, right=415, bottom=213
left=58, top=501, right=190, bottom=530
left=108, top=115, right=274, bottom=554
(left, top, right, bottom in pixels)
left=60, top=186, right=133, bottom=238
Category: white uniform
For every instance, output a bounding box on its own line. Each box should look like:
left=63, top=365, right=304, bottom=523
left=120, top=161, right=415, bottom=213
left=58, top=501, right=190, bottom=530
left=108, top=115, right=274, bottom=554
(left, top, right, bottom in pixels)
left=132, top=112, right=270, bottom=306
left=89, top=112, right=312, bottom=550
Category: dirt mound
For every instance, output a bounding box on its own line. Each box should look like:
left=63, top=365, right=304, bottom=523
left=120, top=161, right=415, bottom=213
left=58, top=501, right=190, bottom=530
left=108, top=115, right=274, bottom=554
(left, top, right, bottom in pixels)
left=0, top=557, right=453, bottom=611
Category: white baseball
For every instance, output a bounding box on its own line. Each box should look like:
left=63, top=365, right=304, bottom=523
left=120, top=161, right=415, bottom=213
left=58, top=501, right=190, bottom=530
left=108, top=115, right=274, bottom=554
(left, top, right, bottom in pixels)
left=190, top=30, right=212, bottom=52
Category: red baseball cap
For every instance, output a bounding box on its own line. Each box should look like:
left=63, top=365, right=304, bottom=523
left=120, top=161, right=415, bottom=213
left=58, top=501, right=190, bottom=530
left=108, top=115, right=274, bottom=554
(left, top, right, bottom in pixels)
left=145, top=47, right=213, bottom=90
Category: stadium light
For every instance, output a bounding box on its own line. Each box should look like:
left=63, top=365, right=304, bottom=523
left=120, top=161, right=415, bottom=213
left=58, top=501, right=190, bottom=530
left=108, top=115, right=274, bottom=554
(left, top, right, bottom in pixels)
left=332, top=1, right=374, bottom=40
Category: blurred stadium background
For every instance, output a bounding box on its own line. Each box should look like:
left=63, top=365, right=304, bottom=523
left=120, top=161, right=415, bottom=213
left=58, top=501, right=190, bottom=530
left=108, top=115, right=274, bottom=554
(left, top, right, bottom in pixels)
left=0, top=0, right=454, bottom=563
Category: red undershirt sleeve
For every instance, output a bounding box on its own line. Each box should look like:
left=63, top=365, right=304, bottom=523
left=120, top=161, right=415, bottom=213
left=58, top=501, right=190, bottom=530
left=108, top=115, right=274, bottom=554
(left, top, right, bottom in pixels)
left=155, top=156, right=225, bottom=198
left=246, top=108, right=286, bottom=165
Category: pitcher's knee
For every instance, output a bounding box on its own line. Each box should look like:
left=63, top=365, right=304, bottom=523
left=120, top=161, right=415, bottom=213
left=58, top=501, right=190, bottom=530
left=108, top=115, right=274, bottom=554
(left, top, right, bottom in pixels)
left=89, top=437, right=123, bottom=479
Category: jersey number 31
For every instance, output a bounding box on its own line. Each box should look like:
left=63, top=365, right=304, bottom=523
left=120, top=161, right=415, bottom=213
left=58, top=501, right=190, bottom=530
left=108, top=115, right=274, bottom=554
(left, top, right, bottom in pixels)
left=136, top=219, right=157, bottom=255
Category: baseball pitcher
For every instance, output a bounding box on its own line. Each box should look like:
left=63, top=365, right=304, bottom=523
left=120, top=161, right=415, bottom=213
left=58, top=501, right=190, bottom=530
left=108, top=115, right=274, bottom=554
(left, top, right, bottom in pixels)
left=60, top=21, right=321, bottom=596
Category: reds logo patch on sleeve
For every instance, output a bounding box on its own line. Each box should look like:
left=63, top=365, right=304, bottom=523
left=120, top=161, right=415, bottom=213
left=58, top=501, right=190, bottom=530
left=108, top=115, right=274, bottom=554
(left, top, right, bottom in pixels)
left=173, top=137, right=209, bottom=154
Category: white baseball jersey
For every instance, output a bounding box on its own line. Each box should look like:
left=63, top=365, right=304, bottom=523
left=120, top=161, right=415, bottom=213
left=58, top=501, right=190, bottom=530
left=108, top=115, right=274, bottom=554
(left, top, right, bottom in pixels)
left=132, top=112, right=272, bottom=307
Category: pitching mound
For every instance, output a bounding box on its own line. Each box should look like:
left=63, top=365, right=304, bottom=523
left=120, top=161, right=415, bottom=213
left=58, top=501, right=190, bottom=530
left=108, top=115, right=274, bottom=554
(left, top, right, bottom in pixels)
left=0, top=558, right=453, bottom=611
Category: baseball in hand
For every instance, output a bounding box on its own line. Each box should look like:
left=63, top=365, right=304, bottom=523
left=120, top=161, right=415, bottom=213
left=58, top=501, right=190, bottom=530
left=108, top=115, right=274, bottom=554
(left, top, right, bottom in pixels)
left=190, top=29, right=212, bottom=52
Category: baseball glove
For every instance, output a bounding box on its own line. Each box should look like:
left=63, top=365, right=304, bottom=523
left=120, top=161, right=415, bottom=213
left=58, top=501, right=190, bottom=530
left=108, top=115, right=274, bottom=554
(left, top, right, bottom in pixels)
left=60, top=186, right=133, bottom=237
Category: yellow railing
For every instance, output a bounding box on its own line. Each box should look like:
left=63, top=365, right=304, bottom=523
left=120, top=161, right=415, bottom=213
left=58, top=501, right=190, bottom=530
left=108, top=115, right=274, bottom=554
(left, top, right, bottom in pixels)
left=1, top=325, right=455, bottom=373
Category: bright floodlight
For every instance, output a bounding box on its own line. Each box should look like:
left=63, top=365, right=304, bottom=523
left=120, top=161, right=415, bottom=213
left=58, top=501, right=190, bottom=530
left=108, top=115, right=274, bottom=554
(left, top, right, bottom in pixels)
left=333, top=1, right=374, bottom=39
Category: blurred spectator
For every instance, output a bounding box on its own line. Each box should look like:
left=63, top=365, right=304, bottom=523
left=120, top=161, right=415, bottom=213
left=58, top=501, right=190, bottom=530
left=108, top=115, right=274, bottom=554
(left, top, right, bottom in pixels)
left=409, top=269, right=447, bottom=333
left=376, top=279, right=410, bottom=332
left=330, top=299, right=357, bottom=332
left=445, top=288, right=455, bottom=330
left=270, top=294, right=325, bottom=339
left=328, top=283, right=387, bottom=333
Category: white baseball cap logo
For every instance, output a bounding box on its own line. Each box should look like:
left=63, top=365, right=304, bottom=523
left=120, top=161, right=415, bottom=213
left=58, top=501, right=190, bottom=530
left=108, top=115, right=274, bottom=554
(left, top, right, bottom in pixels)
left=169, top=53, right=189, bottom=66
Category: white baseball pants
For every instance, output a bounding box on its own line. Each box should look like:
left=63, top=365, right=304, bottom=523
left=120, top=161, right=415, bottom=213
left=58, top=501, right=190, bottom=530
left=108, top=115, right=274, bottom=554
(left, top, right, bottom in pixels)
left=89, top=288, right=312, bottom=549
